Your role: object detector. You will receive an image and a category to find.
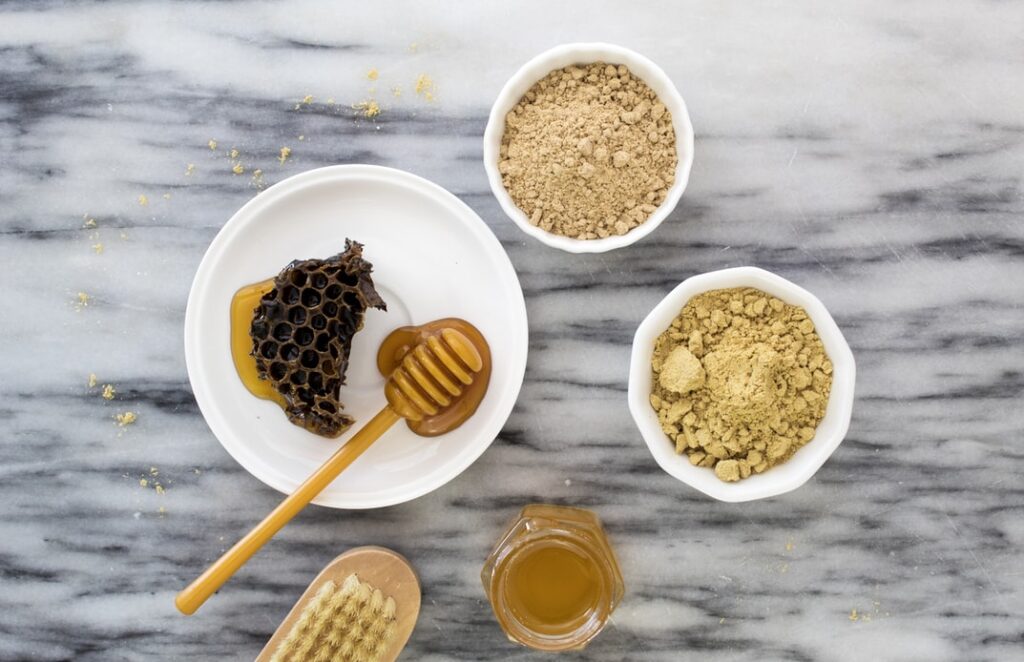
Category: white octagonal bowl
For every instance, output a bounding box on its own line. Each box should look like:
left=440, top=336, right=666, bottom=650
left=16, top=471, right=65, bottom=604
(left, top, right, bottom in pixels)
left=483, top=42, right=695, bottom=254
left=627, top=267, right=856, bottom=502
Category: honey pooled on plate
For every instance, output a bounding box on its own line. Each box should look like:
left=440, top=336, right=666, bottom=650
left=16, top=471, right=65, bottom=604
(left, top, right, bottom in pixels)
left=230, top=239, right=385, bottom=438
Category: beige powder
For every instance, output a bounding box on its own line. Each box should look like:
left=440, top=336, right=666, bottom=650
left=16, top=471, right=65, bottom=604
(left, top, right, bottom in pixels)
left=498, top=63, right=677, bottom=240
left=649, top=288, right=833, bottom=482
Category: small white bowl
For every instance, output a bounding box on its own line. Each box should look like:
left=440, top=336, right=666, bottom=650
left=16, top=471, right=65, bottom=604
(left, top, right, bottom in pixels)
left=627, top=267, right=856, bottom=502
left=483, top=43, right=695, bottom=254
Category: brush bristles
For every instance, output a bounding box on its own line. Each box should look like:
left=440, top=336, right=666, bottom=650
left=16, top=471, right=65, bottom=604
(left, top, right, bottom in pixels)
left=271, top=574, right=399, bottom=662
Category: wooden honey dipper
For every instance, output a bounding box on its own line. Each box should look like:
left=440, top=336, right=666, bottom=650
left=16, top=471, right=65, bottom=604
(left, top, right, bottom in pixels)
left=176, top=319, right=490, bottom=615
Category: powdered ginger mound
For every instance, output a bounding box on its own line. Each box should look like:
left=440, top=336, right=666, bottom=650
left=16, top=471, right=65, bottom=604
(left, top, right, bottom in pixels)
left=649, top=288, right=833, bottom=482
left=498, top=63, right=676, bottom=240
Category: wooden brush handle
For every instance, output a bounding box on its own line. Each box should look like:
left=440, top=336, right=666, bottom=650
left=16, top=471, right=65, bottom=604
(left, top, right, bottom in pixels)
left=175, top=406, right=401, bottom=615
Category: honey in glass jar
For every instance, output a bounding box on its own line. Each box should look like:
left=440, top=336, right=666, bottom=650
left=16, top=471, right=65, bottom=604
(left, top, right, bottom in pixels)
left=481, top=504, right=624, bottom=651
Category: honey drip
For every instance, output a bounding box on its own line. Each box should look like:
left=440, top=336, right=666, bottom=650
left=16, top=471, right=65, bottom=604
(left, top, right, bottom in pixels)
left=230, top=279, right=285, bottom=407
left=376, top=318, right=492, bottom=436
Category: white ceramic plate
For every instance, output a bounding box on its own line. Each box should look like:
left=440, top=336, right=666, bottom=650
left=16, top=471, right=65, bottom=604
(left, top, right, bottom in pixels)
left=184, top=165, right=528, bottom=509
left=627, top=267, right=856, bottom=502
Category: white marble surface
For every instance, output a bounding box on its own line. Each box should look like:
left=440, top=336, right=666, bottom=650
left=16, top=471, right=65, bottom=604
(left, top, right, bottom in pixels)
left=1, top=1, right=1023, bottom=660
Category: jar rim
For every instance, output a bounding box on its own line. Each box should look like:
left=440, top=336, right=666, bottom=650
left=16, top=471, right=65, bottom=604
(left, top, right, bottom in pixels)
left=488, top=529, right=617, bottom=651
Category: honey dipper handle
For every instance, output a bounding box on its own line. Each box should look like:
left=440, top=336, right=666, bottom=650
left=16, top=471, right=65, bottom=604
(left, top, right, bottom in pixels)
left=175, top=406, right=402, bottom=615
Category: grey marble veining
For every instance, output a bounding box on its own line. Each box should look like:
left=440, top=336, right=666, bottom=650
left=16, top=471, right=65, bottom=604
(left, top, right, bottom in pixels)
left=1, top=1, right=1022, bottom=660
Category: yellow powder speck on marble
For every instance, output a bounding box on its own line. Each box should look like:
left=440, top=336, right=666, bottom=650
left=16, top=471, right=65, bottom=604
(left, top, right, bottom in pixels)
left=102, top=384, right=115, bottom=400
left=849, top=609, right=859, bottom=622
left=139, top=478, right=148, bottom=487
left=279, top=146, right=292, bottom=165
left=91, top=243, right=104, bottom=254
left=75, top=292, right=91, bottom=311
left=88, top=373, right=97, bottom=388
left=232, top=163, right=245, bottom=175
left=83, top=217, right=97, bottom=229
left=353, top=100, right=380, bottom=118
left=155, top=484, right=165, bottom=495
left=137, top=194, right=148, bottom=206
left=327, top=98, right=335, bottom=105
left=415, top=74, right=435, bottom=100
left=367, top=68, right=379, bottom=80
left=149, top=467, right=158, bottom=476
left=302, top=94, right=313, bottom=104
left=208, top=139, right=217, bottom=150
left=185, top=163, right=195, bottom=176
left=115, top=411, right=137, bottom=426
left=229, top=148, right=239, bottom=159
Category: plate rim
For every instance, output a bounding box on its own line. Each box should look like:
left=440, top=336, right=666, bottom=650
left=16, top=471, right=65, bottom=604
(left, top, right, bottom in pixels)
left=184, top=164, right=528, bottom=509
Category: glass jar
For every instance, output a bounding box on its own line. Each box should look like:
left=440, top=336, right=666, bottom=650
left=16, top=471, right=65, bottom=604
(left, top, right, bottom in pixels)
left=481, top=504, right=624, bottom=652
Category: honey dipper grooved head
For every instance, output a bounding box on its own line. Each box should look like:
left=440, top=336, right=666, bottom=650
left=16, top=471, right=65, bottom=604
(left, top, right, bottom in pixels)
left=384, top=328, right=484, bottom=421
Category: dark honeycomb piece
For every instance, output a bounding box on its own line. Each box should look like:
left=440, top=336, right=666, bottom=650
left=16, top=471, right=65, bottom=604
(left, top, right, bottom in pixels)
left=251, top=240, right=386, bottom=437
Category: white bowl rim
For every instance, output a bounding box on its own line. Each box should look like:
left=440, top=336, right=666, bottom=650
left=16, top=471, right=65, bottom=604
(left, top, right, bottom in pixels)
left=627, top=267, right=856, bottom=502
left=483, top=42, right=695, bottom=254
left=183, top=164, right=529, bottom=509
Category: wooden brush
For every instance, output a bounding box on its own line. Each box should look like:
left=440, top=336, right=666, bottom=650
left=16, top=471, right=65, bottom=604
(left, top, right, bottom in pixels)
left=257, top=547, right=420, bottom=662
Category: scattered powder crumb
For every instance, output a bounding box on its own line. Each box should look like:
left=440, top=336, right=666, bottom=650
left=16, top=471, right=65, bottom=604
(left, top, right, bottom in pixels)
left=251, top=169, right=265, bottom=188
left=137, top=194, right=148, bottom=206
left=327, top=97, right=336, bottom=105
left=75, top=292, right=91, bottom=311
left=155, top=484, right=165, bottom=495
left=208, top=139, right=218, bottom=150
left=415, top=74, right=435, bottom=101
left=83, top=217, right=97, bottom=229
left=232, top=163, right=245, bottom=175
left=279, top=146, right=292, bottom=165
left=88, top=373, right=98, bottom=388
left=785, top=539, right=795, bottom=552
left=353, top=99, right=381, bottom=118
left=115, top=411, right=137, bottom=426
left=149, top=467, right=158, bottom=476
left=139, top=478, right=148, bottom=487
left=302, top=94, right=314, bottom=104
left=185, top=163, right=196, bottom=176
left=101, top=384, right=116, bottom=400
left=298, top=134, right=305, bottom=141
left=849, top=609, right=859, bottom=622
left=92, top=243, right=104, bottom=254
left=367, top=68, right=379, bottom=81
left=162, top=192, right=171, bottom=200
left=229, top=148, right=239, bottom=159
left=392, top=86, right=402, bottom=98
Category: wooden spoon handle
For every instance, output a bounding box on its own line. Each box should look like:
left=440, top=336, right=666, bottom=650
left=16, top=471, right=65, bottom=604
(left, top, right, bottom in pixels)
left=175, top=406, right=402, bottom=615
